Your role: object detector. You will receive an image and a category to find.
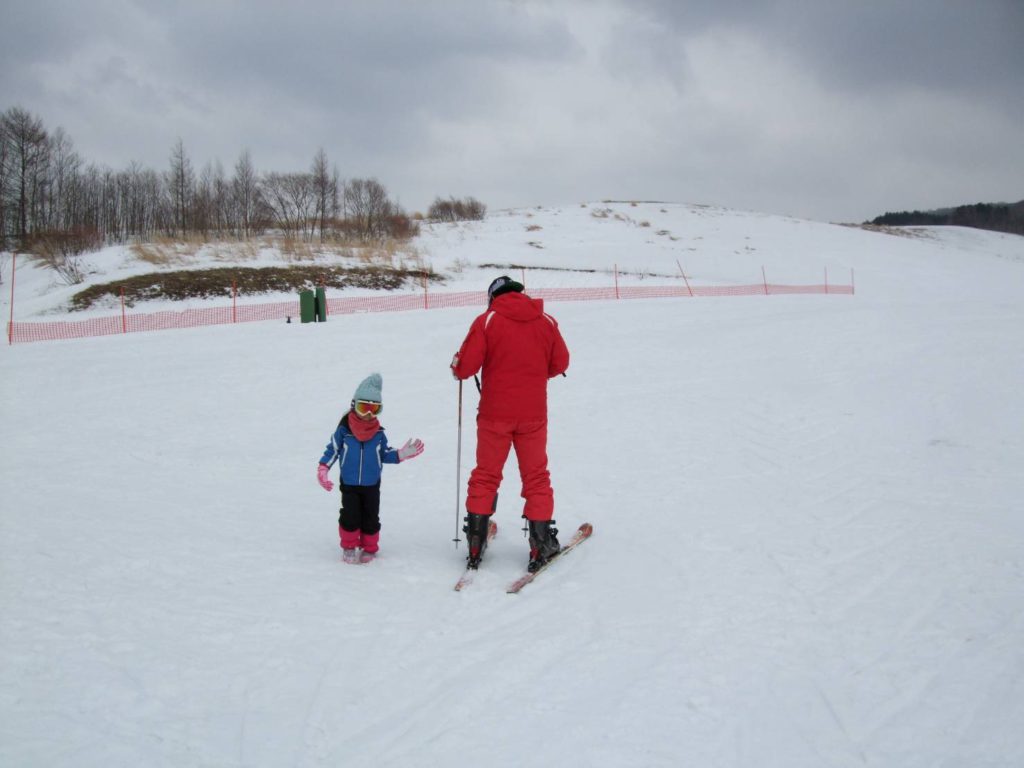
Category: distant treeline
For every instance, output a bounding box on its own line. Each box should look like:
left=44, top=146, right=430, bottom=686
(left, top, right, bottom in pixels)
left=868, top=200, right=1024, bottom=235
left=0, top=105, right=485, bottom=255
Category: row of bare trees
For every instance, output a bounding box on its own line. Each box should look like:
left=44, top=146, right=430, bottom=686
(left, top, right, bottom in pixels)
left=0, top=106, right=443, bottom=252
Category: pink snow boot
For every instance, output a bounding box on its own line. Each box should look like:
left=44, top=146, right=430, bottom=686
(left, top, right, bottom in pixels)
left=360, top=530, right=380, bottom=555
left=359, top=531, right=380, bottom=563
left=340, top=526, right=361, bottom=563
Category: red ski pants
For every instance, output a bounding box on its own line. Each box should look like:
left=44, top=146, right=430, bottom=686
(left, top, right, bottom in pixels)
left=466, top=417, right=554, bottom=521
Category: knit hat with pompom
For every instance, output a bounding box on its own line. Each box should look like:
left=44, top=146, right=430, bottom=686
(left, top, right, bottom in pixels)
left=353, top=372, right=382, bottom=403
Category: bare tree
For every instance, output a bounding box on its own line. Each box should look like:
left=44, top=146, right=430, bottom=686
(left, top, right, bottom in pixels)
left=210, top=159, right=229, bottom=237
left=45, top=127, right=80, bottom=234
left=99, top=167, right=118, bottom=239
left=0, top=115, right=9, bottom=247
left=113, top=162, right=165, bottom=240
left=121, top=161, right=149, bottom=239
left=165, top=139, right=194, bottom=237
left=311, top=148, right=337, bottom=242
left=194, top=162, right=213, bottom=238
left=1, top=107, right=49, bottom=241
left=232, top=150, right=259, bottom=238
left=261, top=172, right=317, bottom=239
left=344, top=177, right=395, bottom=240
left=194, top=160, right=228, bottom=239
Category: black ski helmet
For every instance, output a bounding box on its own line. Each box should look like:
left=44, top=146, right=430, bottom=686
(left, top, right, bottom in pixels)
left=487, top=275, right=524, bottom=306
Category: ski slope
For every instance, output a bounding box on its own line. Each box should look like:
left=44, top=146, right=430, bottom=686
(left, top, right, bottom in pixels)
left=2, top=204, right=1023, bottom=766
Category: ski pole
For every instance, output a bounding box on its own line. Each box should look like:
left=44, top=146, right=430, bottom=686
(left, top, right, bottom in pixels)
left=454, top=378, right=463, bottom=547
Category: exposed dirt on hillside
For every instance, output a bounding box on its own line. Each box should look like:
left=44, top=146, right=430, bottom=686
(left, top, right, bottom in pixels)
left=70, top=264, right=442, bottom=310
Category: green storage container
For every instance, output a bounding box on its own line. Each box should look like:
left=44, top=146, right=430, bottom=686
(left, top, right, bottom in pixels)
left=299, top=290, right=316, bottom=323
left=315, top=286, right=327, bottom=322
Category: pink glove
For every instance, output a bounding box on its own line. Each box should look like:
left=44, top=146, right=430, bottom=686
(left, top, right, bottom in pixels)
left=398, top=438, right=424, bottom=462
left=317, top=463, right=334, bottom=492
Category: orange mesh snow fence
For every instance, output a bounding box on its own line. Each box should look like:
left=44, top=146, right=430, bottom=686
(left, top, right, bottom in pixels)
left=8, top=281, right=853, bottom=345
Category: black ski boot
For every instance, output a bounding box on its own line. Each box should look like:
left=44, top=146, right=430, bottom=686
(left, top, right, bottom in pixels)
left=464, top=513, right=491, bottom=569
left=527, top=519, right=560, bottom=572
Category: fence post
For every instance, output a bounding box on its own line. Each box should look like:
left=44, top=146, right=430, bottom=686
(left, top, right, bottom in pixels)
left=232, top=279, right=237, bottom=322
left=851, top=268, right=855, bottom=295
left=824, top=267, right=829, bottom=294
left=614, top=264, right=620, bottom=299
left=120, top=287, right=127, bottom=333
left=521, top=267, right=526, bottom=290
left=7, top=252, right=16, bottom=345
left=676, top=259, right=694, bottom=297
left=422, top=270, right=428, bottom=310
left=761, top=266, right=769, bottom=295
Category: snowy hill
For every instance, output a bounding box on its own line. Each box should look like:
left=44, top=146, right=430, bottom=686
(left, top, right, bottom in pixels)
left=8, top=201, right=1023, bottom=323
left=2, top=203, right=1023, bottom=766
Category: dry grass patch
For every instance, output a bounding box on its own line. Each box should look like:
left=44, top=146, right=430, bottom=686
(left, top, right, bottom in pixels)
left=276, top=235, right=319, bottom=262
left=209, top=240, right=261, bottom=262
left=129, top=242, right=186, bottom=267
left=129, top=234, right=210, bottom=265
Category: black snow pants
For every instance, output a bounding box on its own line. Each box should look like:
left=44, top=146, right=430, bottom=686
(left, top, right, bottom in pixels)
left=339, top=481, right=382, bottom=535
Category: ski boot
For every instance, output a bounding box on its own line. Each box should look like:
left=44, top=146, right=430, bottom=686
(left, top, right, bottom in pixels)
left=527, top=519, right=560, bottom=572
left=463, top=512, right=491, bottom=569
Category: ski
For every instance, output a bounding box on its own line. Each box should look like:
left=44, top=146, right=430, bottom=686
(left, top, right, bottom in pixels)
left=506, top=522, right=593, bottom=594
left=453, top=519, right=498, bottom=591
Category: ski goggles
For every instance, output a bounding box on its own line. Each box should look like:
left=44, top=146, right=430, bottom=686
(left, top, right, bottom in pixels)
left=353, top=400, right=382, bottom=417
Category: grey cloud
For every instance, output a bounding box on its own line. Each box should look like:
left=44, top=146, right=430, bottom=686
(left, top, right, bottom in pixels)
left=1, top=0, right=1021, bottom=221
left=631, top=0, right=1024, bottom=107
left=165, top=3, right=578, bottom=113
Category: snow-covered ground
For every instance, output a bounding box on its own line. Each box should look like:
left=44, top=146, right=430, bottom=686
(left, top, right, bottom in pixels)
left=0, top=202, right=902, bottom=321
left=2, top=203, right=1023, bottom=766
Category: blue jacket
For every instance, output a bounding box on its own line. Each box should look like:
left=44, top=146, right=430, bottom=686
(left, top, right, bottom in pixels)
left=320, top=415, right=400, bottom=487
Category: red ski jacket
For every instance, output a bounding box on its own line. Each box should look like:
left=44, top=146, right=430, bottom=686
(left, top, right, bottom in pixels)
left=453, top=292, right=570, bottom=421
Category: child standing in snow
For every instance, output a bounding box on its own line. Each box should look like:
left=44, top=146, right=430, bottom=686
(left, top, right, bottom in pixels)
left=317, top=373, right=424, bottom=563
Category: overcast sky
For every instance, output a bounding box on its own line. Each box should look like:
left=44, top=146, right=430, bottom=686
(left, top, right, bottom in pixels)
left=3, top=0, right=1022, bottom=222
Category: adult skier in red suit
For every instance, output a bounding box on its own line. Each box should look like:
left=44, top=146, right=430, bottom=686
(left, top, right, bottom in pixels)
left=451, top=276, right=570, bottom=572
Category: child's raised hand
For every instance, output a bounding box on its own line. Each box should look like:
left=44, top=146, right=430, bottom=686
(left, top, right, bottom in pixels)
left=317, top=463, right=334, bottom=492
left=398, top=438, right=425, bottom=462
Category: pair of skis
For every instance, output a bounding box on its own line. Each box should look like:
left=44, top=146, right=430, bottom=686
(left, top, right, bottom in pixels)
left=454, top=521, right=593, bottom=593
